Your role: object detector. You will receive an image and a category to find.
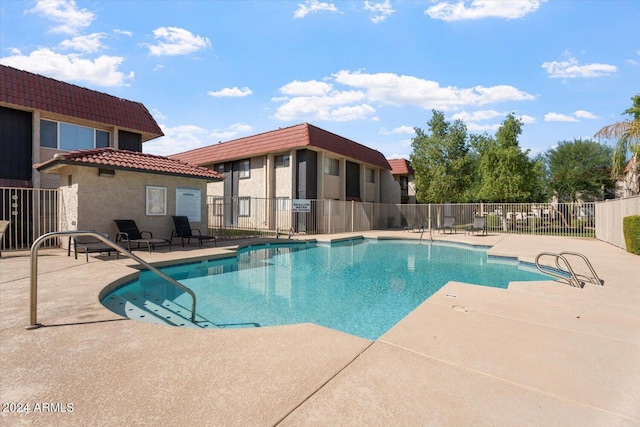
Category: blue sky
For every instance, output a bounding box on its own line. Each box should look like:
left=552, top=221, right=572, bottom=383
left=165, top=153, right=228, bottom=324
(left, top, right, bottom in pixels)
left=1, top=0, right=639, bottom=159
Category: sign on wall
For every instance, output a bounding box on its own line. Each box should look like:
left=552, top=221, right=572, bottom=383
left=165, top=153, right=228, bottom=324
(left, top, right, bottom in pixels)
left=146, top=186, right=167, bottom=216
left=292, top=199, right=311, bottom=212
left=176, top=188, right=201, bottom=222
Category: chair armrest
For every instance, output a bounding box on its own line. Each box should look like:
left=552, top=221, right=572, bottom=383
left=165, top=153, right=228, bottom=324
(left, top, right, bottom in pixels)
left=191, top=228, right=202, bottom=236
left=116, top=231, right=129, bottom=242
left=141, top=231, right=153, bottom=238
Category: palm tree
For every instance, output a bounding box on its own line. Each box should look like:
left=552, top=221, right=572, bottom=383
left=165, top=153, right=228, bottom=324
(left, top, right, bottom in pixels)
left=595, top=95, right=640, bottom=197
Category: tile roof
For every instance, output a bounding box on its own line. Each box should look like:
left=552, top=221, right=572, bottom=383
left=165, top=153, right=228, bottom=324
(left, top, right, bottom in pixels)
left=34, top=148, right=223, bottom=180
left=387, top=158, right=414, bottom=175
left=0, top=65, right=163, bottom=141
left=170, top=123, right=391, bottom=170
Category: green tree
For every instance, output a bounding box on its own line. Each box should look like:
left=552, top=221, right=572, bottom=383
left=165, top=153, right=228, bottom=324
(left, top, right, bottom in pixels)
left=595, top=95, right=640, bottom=196
left=410, top=110, right=473, bottom=203
left=474, top=114, right=542, bottom=202
left=546, top=139, right=613, bottom=202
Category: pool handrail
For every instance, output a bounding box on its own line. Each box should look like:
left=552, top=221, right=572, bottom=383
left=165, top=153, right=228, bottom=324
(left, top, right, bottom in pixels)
left=28, top=230, right=197, bottom=328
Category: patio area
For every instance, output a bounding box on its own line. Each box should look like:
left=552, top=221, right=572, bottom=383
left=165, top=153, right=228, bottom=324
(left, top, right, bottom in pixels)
left=1, top=232, right=639, bottom=426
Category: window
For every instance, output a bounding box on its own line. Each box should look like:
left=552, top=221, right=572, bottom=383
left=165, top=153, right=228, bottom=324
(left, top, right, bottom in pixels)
left=365, top=168, right=375, bottom=183
left=213, top=163, right=225, bottom=175
left=274, top=155, right=290, bottom=168
left=40, top=119, right=110, bottom=150
left=323, top=157, right=339, bottom=176
left=238, top=197, right=250, bottom=216
left=400, top=176, right=408, bottom=191
left=238, top=159, right=250, bottom=179
left=40, top=120, right=58, bottom=148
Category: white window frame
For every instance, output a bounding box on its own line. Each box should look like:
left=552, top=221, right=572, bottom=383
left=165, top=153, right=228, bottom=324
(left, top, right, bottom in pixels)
left=40, top=119, right=110, bottom=150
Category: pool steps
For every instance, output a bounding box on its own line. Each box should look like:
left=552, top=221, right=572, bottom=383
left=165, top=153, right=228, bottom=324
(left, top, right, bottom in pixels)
left=102, top=291, right=261, bottom=329
left=102, top=292, right=217, bottom=328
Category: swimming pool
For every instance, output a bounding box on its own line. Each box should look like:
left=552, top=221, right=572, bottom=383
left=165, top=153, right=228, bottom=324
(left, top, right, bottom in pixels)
left=102, top=239, right=552, bottom=340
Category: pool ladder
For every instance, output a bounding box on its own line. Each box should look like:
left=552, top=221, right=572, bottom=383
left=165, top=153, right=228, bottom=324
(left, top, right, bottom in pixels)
left=534, top=251, right=604, bottom=288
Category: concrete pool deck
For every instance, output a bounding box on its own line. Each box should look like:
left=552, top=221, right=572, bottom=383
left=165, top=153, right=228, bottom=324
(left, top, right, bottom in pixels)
left=1, top=232, right=639, bottom=426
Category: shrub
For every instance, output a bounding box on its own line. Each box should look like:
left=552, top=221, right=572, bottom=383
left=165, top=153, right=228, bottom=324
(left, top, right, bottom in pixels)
left=623, top=215, right=640, bottom=255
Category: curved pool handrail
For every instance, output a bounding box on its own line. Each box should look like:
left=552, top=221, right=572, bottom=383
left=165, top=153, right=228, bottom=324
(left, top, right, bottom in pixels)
left=29, top=230, right=197, bottom=328
left=534, top=252, right=584, bottom=288
left=558, top=251, right=604, bottom=286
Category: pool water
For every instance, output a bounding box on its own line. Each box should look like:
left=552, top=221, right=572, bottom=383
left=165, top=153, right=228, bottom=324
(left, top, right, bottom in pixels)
left=104, top=239, right=551, bottom=340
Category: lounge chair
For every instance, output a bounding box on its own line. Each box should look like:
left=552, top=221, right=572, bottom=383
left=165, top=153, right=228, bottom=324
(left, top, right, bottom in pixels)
left=67, top=232, right=120, bottom=262
left=171, top=216, right=217, bottom=248
left=436, top=216, right=455, bottom=234
left=466, top=216, right=487, bottom=235
left=114, top=219, right=170, bottom=253
left=0, top=220, right=9, bottom=257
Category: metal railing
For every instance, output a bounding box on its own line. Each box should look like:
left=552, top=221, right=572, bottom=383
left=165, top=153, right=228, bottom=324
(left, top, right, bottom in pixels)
left=1, top=187, right=59, bottom=251
left=535, top=251, right=603, bottom=288
left=28, top=230, right=197, bottom=328
left=206, top=197, right=597, bottom=238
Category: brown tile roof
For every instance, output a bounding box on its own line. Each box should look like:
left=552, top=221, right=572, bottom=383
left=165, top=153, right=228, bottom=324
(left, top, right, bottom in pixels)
left=0, top=65, right=163, bottom=141
left=387, top=158, right=414, bottom=175
left=34, top=148, right=223, bottom=180
left=170, top=123, right=391, bottom=170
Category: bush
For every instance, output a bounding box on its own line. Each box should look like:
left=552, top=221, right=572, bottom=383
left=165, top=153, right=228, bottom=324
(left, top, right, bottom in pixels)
left=623, top=215, right=640, bottom=255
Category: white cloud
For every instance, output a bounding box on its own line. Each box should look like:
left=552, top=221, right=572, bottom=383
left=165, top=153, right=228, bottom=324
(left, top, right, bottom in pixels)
left=388, top=153, right=410, bottom=160
left=59, top=33, right=106, bottom=53
left=294, top=0, right=339, bottom=18
left=145, top=123, right=254, bottom=156
left=542, top=53, right=617, bottom=78
left=333, top=70, right=535, bottom=109
left=466, top=122, right=501, bottom=132
left=209, top=123, right=253, bottom=139
left=145, top=27, right=211, bottom=56
left=518, top=114, right=536, bottom=124
left=274, top=89, right=374, bottom=122
left=151, top=109, right=167, bottom=121
left=379, top=126, right=415, bottom=135
left=364, top=0, right=395, bottom=23
left=207, top=87, right=253, bottom=97
left=574, top=110, right=598, bottom=119
left=0, top=48, right=133, bottom=87
left=27, top=0, right=95, bottom=34
left=145, top=124, right=210, bottom=156
left=426, top=0, right=545, bottom=22
left=114, top=29, right=133, bottom=37
left=280, top=80, right=333, bottom=96
left=451, top=109, right=504, bottom=122
left=544, top=112, right=578, bottom=122
left=273, top=70, right=535, bottom=122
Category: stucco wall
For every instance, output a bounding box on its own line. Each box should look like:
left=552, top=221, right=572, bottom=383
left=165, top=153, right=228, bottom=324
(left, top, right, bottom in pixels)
left=237, top=157, right=265, bottom=198
left=54, top=165, right=212, bottom=247
left=380, top=170, right=400, bottom=204
left=274, top=163, right=292, bottom=198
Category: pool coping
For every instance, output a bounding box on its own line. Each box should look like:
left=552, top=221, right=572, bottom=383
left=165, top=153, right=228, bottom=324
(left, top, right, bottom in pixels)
left=2, top=232, right=639, bottom=425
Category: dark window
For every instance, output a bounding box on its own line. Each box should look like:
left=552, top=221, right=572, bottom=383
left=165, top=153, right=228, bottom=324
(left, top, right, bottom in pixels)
left=118, top=130, right=142, bottom=152
left=40, top=120, right=58, bottom=148
left=96, top=130, right=110, bottom=148
left=238, top=159, right=250, bottom=179
left=400, top=176, right=408, bottom=191
left=275, top=154, right=290, bottom=168
left=0, top=106, right=33, bottom=181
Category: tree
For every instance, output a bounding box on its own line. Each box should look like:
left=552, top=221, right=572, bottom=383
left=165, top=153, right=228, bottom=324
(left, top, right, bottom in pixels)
left=473, top=114, right=543, bottom=202
left=410, top=110, right=473, bottom=203
left=545, top=139, right=613, bottom=202
left=595, top=95, right=640, bottom=196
